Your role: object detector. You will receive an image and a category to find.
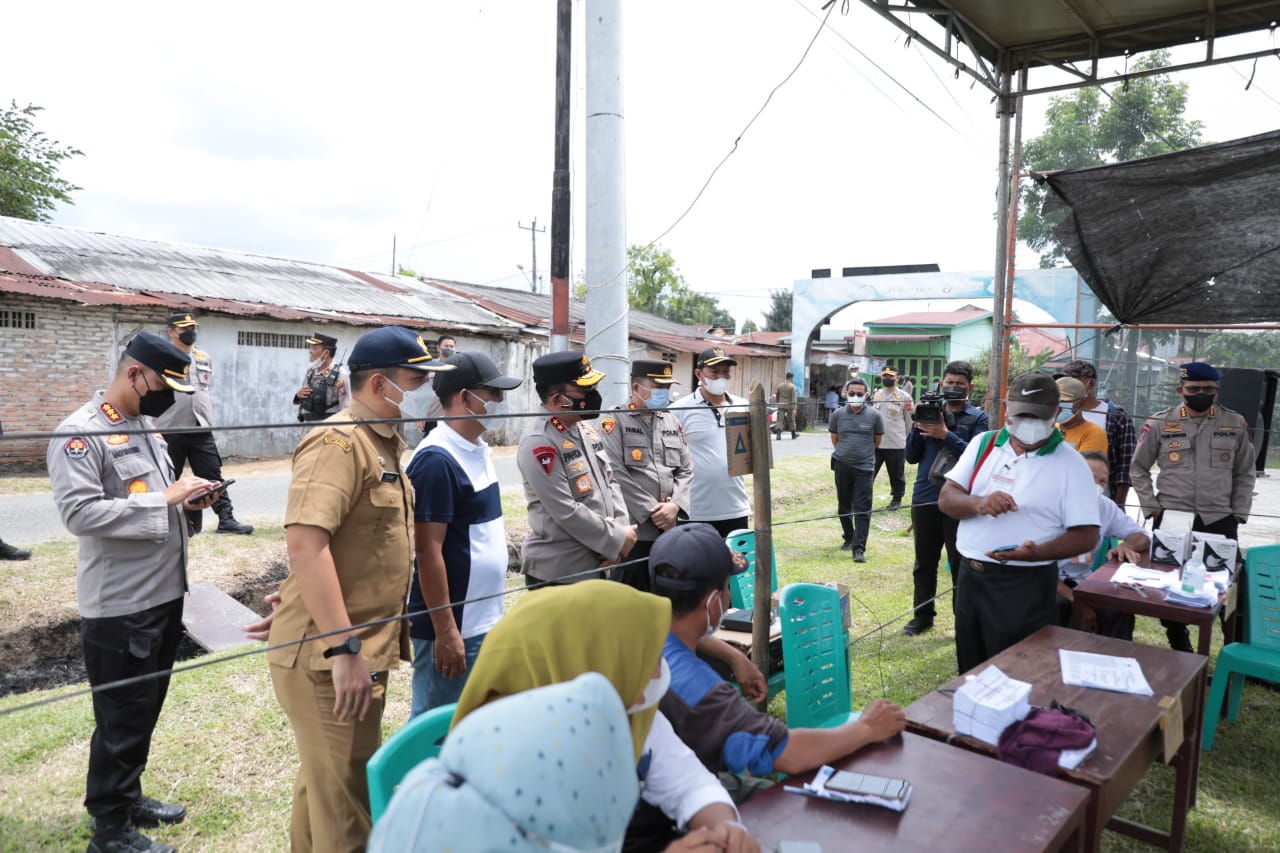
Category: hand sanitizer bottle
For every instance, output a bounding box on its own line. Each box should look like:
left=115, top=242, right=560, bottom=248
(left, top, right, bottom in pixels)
left=1182, top=553, right=1206, bottom=596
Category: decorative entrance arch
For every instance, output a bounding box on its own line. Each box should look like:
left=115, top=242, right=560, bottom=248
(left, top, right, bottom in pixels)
left=790, top=268, right=1094, bottom=395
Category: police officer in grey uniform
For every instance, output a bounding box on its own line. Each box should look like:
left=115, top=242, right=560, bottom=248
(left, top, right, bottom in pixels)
left=1130, top=361, right=1255, bottom=651
left=517, top=351, right=637, bottom=586
left=48, top=332, right=226, bottom=853
left=293, top=332, right=348, bottom=422
left=152, top=311, right=253, bottom=535
left=598, top=359, right=692, bottom=590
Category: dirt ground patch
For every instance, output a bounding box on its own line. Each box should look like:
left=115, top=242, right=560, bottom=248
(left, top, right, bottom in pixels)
left=0, top=531, right=289, bottom=697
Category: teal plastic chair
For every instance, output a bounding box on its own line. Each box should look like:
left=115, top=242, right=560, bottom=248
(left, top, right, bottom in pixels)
left=1201, top=545, right=1280, bottom=750
left=1089, top=536, right=1121, bottom=572
left=367, top=703, right=456, bottom=824
left=725, top=529, right=779, bottom=610
left=778, top=583, right=858, bottom=730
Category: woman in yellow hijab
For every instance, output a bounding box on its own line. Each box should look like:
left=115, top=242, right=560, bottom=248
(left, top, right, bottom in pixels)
left=452, top=579, right=759, bottom=853
left=453, top=579, right=669, bottom=761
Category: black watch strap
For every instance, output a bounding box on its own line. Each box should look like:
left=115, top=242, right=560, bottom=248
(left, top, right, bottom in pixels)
left=323, top=635, right=361, bottom=659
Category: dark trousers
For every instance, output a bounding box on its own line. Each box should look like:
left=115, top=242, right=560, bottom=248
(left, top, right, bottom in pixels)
left=873, top=447, right=906, bottom=501
left=833, top=459, right=873, bottom=550
left=909, top=503, right=959, bottom=624
left=163, top=430, right=232, bottom=531
left=954, top=559, right=1057, bottom=674
left=1056, top=581, right=1135, bottom=640
left=685, top=516, right=750, bottom=540
left=612, top=539, right=654, bottom=592
left=81, top=597, right=185, bottom=821
left=1155, top=513, right=1239, bottom=651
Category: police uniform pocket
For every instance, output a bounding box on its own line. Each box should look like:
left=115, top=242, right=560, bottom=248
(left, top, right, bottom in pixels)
left=623, top=437, right=649, bottom=469
left=111, top=453, right=157, bottom=493
left=368, top=481, right=405, bottom=527
left=662, top=442, right=684, bottom=468
left=1210, top=436, right=1236, bottom=468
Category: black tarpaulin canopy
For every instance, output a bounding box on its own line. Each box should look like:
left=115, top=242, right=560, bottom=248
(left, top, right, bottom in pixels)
left=1038, top=129, right=1280, bottom=325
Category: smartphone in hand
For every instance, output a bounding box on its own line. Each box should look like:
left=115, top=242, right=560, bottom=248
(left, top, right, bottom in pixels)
left=190, top=478, right=236, bottom=503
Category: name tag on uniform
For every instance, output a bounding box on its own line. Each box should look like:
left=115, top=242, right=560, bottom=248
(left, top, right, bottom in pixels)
left=380, top=471, right=399, bottom=483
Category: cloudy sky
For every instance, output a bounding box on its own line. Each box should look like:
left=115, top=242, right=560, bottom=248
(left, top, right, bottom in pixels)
left=5, top=1, right=1279, bottom=329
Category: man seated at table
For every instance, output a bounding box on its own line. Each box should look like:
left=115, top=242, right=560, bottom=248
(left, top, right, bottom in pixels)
left=1056, top=451, right=1149, bottom=640
left=650, top=523, right=906, bottom=802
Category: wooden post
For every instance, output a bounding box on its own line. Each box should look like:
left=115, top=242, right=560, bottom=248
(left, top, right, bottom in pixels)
left=747, top=380, right=774, bottom=708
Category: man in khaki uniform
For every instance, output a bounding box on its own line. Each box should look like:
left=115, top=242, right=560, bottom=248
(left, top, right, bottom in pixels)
left=268, top=326, right=452, bottom=852
left=517, top=350, right=637, bottom=586
left=1130, top=361, right=1255, bottom=652
left=773, top=372, right=799, bottom=439
left=871, top=367, right=914, bottom=509
left=599, top=359, right=692, bottom=590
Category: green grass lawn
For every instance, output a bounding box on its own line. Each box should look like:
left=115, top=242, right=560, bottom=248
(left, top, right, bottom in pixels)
left=1, top=457, right=1277, bottom=850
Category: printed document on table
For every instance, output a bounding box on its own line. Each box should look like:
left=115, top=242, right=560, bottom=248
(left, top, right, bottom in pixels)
left=1059, top=649, right=1154, bottom=696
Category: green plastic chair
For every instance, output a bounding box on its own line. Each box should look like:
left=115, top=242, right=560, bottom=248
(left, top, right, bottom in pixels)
left=367, top=702, right=456, bottom=824
left=725, top=529, right=779, bottom=610
left=778, top=583, right=858, bottom=730
left=1201, top=545, right=1280, bottom=750
left=1089, top=536, right=1121, bottom=572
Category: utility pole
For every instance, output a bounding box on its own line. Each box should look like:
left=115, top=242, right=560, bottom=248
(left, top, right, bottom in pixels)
left=391, top=234, right=397, bottom=276
left=518, top=218, right=546, bottom=293
left=549, top=0, right=572, bottom=353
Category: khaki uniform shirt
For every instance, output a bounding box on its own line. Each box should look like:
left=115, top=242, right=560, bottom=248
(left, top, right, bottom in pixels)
left=267, top=400, right=414, bottom=673
left=598, top=406, right=693, bottom=542
left=774, top=381, right=798, bottom=408
left=1130, top=403, right=1256, bottom=524
left=153, top=348, right=214, bottom=430
left=47, top=392, right=187, bottom=619
left=870, top=388, right=913, bottom=450
left=517, top=413, right=629, bottom=581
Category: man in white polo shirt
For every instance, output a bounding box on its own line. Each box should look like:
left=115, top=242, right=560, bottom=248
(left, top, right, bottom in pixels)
left=406, top=351, right=523, bottom=716
left=672, top=347, right=750, bottom=538
left=939, top=372, right=1100, bottom=673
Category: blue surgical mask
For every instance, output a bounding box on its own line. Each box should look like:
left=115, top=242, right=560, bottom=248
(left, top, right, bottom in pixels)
left=643, top=387, right=670, bottom=410
left=1055, top=405, right=1075, bottom=424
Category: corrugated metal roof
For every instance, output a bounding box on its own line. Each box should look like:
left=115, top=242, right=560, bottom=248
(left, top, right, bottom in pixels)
left=0, top=217, right=511, bottom=332
left=869, top=310, right=990, bottom=327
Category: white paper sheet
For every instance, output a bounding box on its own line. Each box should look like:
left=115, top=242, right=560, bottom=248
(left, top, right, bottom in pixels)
left=1059, top=649, right=1154, bottom=696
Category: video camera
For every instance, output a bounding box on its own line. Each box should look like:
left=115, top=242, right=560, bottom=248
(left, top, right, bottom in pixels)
left=913, top=387, right=968, bottom=423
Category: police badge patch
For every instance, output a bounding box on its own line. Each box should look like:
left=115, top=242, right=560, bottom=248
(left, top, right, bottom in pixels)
left=64, top=437, right=89, bottom=459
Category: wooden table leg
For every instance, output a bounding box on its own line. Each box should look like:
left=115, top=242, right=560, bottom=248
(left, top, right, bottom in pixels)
left=1188, top=668, right=1206, bottom=811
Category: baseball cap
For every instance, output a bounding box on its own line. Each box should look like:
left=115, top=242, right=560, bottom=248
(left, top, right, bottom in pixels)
left=532, top=351, right=605, bottom=387
left=125, top=331, right=195, bottom=393
left=1005, top=372, right=1059, bottom=419
left=1056, top=377, right=1088, bottom=403
left=166, top=311, right=198, bottom=328
left=348, top=326, right=455, bottom=373
left=434, top=351, right=523, bottom=397
left=696, top=347, right=737, bottom=368
left=649, top=524, right=748, bottom=592
left=631, top=359, right=678, bottom=385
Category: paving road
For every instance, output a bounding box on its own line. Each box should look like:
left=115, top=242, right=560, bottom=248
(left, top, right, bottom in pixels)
left=3, top=430, right=834, bottom=547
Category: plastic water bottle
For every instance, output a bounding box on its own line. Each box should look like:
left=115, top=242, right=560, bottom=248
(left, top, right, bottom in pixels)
left=1181, top=554, right=1207, bottom=596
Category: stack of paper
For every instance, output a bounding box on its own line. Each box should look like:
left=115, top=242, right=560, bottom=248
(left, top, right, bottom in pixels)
left=1112, top=562, right=1178, bottom=591
left=1058, top=738, right=1097, bottom=769
left=953, top=665, right=1031, bottom=745
left=1060, top=649, right=1153, bottom=695
left=1165, top=578, right=1219, bottom=608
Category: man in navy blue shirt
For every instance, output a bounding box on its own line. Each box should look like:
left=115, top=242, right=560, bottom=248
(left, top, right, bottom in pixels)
left=406, top=351, right=522, bottom=715
left=902, top=361, right=988, bottom=636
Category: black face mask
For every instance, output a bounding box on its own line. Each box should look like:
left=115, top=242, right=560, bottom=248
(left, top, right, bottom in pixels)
left=883, top=379, right=896, bottom=387
left=1183, top=392, right=1215, bottom=413
left=564, top=388, right=603, bottom=420
left=178, top=329, right=197, bottom=346
left=135, top=373, right=176, bottom=417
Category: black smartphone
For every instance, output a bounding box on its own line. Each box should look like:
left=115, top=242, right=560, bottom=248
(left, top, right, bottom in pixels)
left=191, top=479, right=235, bottom=502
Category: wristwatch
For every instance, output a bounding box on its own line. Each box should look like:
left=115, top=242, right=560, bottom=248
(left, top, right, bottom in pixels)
left=322, top=636, right=362, bottom=659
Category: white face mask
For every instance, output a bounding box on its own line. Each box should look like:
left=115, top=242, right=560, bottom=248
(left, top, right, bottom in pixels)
left=1096, top=483, right=1106, bottom=497
left=702, top=377, right=731, bottom=396
left=1007, top=416, right=1055, bottom=445
left=385, top=376, right=438, bottom=420
left=627, top=658, right=671, bottom=715
left=308, top=357, right=324, bottom=371
left=467, top=390, right=508, bottom=432
left=847, top=394, right=865, bottom=407
left=703, top=590, right=726, bottom=638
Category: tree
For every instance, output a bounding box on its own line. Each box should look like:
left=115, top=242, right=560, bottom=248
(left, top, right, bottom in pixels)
left=968, top=339, right=1056, bottom=405
left=624, top=243, right=735, bottom=330
left=1018, top=50, right=1205, bottom=267
left=762, top=288, right=792, bottom=332
left=1202, top=331, right=1280, bottom=368
left=0, top=102, right=82, bottom=221
left=739, top=318, right=759, bottom=334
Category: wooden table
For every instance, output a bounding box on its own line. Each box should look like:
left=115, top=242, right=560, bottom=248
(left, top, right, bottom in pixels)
left=1070, top=559, right=1238, bottom=658
left=905, top=626, right=1205, bottom=853
left=739, top=731, right=1089, bottom=852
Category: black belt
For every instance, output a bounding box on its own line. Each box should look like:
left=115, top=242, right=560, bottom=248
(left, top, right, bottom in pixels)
left=962, top=557, right=1055, bottom=575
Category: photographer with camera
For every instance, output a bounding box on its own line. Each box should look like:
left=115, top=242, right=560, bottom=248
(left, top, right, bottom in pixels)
left=294, top=332, right=348, bottom=423
left=901, top=361, right=987, bottom=637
